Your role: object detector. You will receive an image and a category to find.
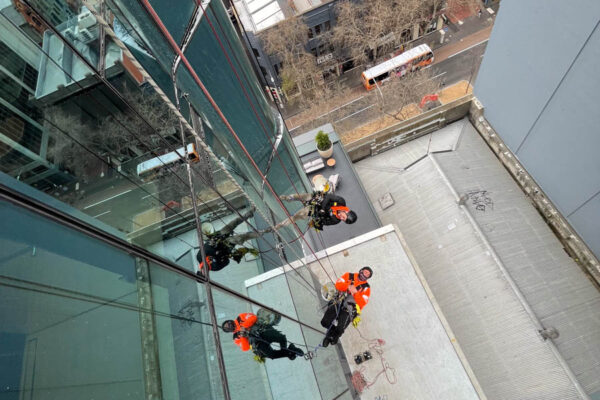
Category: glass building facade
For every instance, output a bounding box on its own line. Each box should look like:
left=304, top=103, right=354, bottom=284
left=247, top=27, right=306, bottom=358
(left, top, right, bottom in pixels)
left=0, top=0, right=353, bottom=398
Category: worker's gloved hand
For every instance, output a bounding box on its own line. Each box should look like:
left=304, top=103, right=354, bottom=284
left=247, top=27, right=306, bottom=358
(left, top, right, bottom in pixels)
left=352, top=304, right=361, bottom=327
left=238, top=329, right=249, bottom=338
left=309, top=220, right=322, bottom=231
left=253, top=354, right=266, bottom=363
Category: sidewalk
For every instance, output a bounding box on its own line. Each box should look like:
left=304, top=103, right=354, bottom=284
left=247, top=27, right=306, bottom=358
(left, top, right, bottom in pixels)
left=433, top=25, right=493, bottom=64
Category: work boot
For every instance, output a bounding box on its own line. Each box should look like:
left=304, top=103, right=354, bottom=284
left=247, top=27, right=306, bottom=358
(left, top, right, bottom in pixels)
left=322, top=337, right=331, bottom=348
left=330, top=337, right=339, bottom=345
left=288, top=343, right=304, bottom=357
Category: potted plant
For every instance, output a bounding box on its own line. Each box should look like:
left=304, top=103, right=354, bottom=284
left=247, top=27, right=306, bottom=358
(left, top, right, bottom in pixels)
left=315, top=130, right=333, bottom=158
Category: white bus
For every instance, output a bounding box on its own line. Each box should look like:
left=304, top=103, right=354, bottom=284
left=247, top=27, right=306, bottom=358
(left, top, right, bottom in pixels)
left=361, top=44, right=434, bottom=90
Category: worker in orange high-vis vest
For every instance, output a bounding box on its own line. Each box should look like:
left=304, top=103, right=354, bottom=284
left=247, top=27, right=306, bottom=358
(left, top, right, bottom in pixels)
left=321, top=266, right=372, bottom=347
left=221, top=313, right=304, bottom=361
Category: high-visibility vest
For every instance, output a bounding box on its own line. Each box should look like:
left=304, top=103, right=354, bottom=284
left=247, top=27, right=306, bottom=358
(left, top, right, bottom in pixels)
left=335, top=272, right=371, bottom=309
left=232, top=313, right=257, bottom=351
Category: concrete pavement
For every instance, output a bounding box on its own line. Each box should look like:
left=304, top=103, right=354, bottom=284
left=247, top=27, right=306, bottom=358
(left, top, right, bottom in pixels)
left=246, top=226, right=483, bottom=400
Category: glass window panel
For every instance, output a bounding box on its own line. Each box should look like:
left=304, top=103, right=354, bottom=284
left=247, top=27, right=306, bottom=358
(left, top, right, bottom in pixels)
left=248, top=263, right=355, bottom=399
left=2, top=5, right=323, bottom=374
left=212, top=286, right=327, bottom=400
left=0, top=7, right=226, bottom=268
left=110, top=10, right=176, bottom=103
left=0, top=200, right=145, bottom=399
left=148, top=0, right=196, bottom=46
left=108, top=0, right=178, bottom=76
left=107, top=0, right=311, bottom=253
left=19, top=0, right=100, bottom=66
left=148, top=261, right=225, bottom=399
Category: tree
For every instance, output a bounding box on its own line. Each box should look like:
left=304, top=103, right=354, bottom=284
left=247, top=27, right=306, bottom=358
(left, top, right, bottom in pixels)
left=331, top=0, right=445, bottom=66
left=45, top=87, right=181, bottom=180
left=332, top=0, right=415, bottom=65
left=375, top=68, right=441, bottom=122
left=260, top=16, right=328, bottom=107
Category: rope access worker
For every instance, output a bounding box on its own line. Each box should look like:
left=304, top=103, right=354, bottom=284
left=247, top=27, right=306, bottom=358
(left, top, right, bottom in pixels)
left=197, top=208, right=260, bottom=273
left=321, top=266, right=372, bottom=347
left=222, top=312, right=304, bottom=362
left=264, top=192, right=357, bottom=233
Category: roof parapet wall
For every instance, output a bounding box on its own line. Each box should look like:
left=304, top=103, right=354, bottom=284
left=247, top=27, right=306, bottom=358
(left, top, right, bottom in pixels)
left=469, top=98, right=600, bottom=288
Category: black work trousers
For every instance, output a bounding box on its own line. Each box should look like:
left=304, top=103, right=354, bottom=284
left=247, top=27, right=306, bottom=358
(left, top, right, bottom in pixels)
left=320, top=302, right=353, bottom=342
left=252, top=327, right=294, bottom=360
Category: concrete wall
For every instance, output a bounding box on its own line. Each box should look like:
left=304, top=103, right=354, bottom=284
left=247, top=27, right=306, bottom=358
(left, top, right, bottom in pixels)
left=474, top=1, right=600, bottom=258
left=345, top=95, right=472, bottom=162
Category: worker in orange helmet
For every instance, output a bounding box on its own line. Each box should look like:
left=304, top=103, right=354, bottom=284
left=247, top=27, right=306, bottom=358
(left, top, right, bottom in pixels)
left=321, top=266, right=372, bottom=347
left=265, top=191, right=357, bottom=233
left=221, top=312, right=304, bottom=362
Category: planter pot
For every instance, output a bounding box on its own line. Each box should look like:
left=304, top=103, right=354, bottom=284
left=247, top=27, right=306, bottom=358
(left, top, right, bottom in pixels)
left=317, top=145, right=333, bottom=159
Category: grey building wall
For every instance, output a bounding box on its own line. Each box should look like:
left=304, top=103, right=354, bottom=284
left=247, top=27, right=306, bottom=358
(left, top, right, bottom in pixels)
left=474, top=1, right=600, bottom=258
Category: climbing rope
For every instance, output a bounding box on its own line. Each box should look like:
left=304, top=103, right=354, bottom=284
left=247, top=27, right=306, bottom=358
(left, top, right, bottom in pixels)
left=351, top=327, right=397, bottom=393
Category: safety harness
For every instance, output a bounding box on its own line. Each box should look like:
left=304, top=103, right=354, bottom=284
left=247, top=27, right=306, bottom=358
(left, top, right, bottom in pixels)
left=304, top=191, right=325, bottom=216
left=207, top=233, right=233, bottom=252
left=199, top=233, right=259, bottom=270
left=305, top=191, right=346, bottom=230
left=347, top=273, right=370, bottom=293
left=232, top=315, right=248, bottom=340
left=333, top=274, right=369, bottom=320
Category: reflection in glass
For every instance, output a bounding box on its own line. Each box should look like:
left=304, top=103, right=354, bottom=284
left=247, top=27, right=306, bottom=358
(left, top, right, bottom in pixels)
left=148, top=261, right=225, bottom=399
left=197, top=207, right=261, bottom=273
left=213, top=286, right=325, bottom=400
left=0, top=2, right=359, bottom=397
left=1, top=3, right=263, bottom=271
left=221, top=310, right=304, bottom=362
left=0, top=200, right=144, bottom=399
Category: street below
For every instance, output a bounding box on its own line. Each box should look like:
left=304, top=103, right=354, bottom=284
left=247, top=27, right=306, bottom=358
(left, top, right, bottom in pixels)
left=286, top=24, right=492, bottom=138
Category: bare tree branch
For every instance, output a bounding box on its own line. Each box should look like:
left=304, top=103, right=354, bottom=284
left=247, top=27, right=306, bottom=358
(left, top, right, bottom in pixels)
left=260, top=17, right=334, bottom=107
left=45, top=87, right=181, bottom=180
left=375, top=68, right=441, bottom=122
left=331, top=0, right=440, bottom=66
